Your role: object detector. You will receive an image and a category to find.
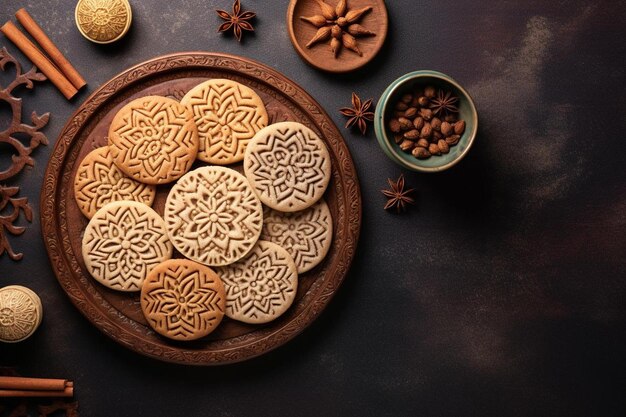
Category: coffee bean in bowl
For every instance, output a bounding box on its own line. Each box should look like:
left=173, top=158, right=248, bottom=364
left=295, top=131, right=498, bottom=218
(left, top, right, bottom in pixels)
left=374, top=70, right=478, bottom=173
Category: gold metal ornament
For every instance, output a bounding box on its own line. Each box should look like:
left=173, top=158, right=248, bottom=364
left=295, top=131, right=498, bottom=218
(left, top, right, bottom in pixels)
left=75, top=0, right=132, bottom=44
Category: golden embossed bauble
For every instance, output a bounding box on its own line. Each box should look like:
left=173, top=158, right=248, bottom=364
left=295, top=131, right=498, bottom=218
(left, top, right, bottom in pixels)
left=0, top=285, right=43, bottom=343
left=75, top=0, right=132, bottom=44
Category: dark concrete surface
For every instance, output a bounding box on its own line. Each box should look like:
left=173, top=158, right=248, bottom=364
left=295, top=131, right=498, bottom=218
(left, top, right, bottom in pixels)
left=1, top=1, right=625, bottom=416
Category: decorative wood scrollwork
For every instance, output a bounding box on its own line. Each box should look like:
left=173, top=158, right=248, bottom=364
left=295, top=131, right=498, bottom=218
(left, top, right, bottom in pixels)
left=0, top=47, right=49, bottom=261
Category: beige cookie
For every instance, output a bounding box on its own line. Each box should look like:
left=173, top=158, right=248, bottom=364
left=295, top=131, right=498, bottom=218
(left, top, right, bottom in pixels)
left=74, top=146, right=156, bottom=218
left=215, top=240, right=298, bottom=324
left=244, top=122, right=331, bottom=212
left=261, top=200, right=333, bottom=274
left=108, top=95, right=199, bottom=185
left=181, top=79, right=268, bottom=164
left=141, top=259, right=226, bottom=341
left=165, top=166, right=263, bottom=266
left=0, top=285, right=43, bottom=343
left=82, top=201, right=173, bottom=292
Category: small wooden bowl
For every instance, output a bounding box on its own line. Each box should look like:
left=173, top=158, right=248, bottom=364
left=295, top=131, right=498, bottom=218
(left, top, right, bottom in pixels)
left=287, top=0, right=388, bottom=73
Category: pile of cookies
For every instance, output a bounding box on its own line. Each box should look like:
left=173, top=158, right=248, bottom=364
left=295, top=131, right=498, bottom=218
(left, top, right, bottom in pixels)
left=74, top=79, right=334, bottom=341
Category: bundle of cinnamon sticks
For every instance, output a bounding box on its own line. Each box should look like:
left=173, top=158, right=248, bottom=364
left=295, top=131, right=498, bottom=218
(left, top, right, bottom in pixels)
left=1, top=8, right=86, bottom=100
left=0, top=376, right=74, bottom=398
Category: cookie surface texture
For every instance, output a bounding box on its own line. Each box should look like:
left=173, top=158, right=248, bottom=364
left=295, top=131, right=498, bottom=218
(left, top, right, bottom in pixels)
left=165, top=166, right=263, bottom=266
left=261, top=200, right=333, bottom=274
left=215, top=240, right=298, bottom=324
left=108, top=95, right=199, bottom=185
left=181, top=79, right=268, bottom=164
left=0, top=285, right=43, bottom=343
left=74, top=146, right=156, bottom=218
left=244, top=121, right=331, bottom=212
left=141, top=259, right=226, bottom=341
left=82, top=201, right=173, bottom=292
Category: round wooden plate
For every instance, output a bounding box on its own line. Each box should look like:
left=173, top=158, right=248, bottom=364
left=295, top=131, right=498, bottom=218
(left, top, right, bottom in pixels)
left=287, top=0, right=388, bottom=73
left=41, top=52, right=362, bottom=365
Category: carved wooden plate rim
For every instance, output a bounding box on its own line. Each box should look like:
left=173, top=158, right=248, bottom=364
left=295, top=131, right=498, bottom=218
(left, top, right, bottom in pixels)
left=40, top=52, right=362, bottom=365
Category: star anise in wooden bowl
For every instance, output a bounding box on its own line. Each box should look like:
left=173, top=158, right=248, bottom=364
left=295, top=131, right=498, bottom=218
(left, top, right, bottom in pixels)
left=300, top=0, right=375, bottom=58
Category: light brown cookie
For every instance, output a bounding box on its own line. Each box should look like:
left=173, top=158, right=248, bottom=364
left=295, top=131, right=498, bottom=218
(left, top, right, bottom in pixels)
left=82, top=201, right=172, bottom=292
left=215, top=240, right=298, bottom=324
left=141, top=259, right=226, bottom=341
left=108, top=95, right=199, bottom=185
left=0, top=285, right=43, bottom=343
left=244, top=122, right=331, bottom=212
left=261, top=200, right=333, bottom=274
left=165, top=166, right=263, bottom=266
left=74, top=146, right=156, bottom=218
left=181, top=79, right=268, bottom=164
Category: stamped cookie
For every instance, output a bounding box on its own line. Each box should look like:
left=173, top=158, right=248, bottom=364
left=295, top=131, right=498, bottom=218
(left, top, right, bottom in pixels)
left=108, top=95, right=199, bottom=185
left=74, top=147, right=156, bottom=218
left=261, top=200, right=333, bottom=274
left=181, top=79, right=268, bottom=164
left=82, top=201, right=172, bottom=292
left=0, top=285, right=43, bottom=343
left=215, top=240, right=298, bottom=324
left=244, top=122, right=331, bottom=212
left=141, top=259, right=226, bottom=341
left=165, top=166, right=263, bottom=266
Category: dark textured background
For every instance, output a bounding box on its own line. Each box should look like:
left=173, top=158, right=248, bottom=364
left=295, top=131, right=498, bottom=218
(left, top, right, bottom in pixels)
left=1, top=1, right=625, bottom=416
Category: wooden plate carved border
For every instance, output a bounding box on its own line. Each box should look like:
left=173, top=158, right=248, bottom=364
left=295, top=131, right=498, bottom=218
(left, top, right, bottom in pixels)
left=40, top=53, right=362, bottom=365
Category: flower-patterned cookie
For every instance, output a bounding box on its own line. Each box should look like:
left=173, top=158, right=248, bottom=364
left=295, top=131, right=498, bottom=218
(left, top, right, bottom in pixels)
left=141, top=259, right=226, bottom=341
left=74, top=146, right=156, bottom=218
left=108, top=96, right=199, bottom=185
left=244, top=122, right=331, bottom=212
left=215, top=240, right=298, bottom=324
left=181, top=79, right=268, bottom=165
left=261, top=200, right=333, bottom=274
left=82, top=201, right=173, bottom=292
left=0, top=285, right=43, bottom=343
left=164, top=166, right=263, bottom=266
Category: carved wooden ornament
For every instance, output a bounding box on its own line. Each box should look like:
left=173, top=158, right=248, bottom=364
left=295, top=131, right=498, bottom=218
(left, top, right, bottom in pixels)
left=0, top=47, right=49, bottom=261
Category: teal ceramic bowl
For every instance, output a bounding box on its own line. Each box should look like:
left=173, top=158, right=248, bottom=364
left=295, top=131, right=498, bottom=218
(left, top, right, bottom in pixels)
left=374, top=70, right=478, bottom=172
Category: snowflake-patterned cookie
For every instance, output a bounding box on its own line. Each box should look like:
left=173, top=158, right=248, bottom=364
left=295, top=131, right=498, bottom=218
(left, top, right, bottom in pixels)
left=74, top=146, right=156, bottom=218
left=261, top=200, right=333, bottom=274
left=244, top=122, right=331, bottom=212
left=82, top=201, right=173, bottom=292
left=164, top=166, right=263, bottom=266
left=0, top=285, right=43, bottom=343
left=108, top=96, right=199, bottom=185
left=141, top=259, right=226, bottom=341
left=181, top=79, right=268, bottom=164
left=215, top=240, right=298, bottom=324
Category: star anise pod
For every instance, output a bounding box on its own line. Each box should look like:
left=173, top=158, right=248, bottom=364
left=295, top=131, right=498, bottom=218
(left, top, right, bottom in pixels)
left=381, top=174, right=415, bottom=213
left=340, top=92, right=375, bottom=135
left=217, top=0, right=256, bottom=42
left=429, top=89, right=459, bottom=116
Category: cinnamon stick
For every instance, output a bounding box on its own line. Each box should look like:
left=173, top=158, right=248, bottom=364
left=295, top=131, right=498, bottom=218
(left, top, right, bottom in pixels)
left=0, top=376, right=68, bottom=391
left=0, top=386, right=73, bottom=398
left=15, top=8, right=86, bottom=90
left=0, top=21, right=78, bottom=99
